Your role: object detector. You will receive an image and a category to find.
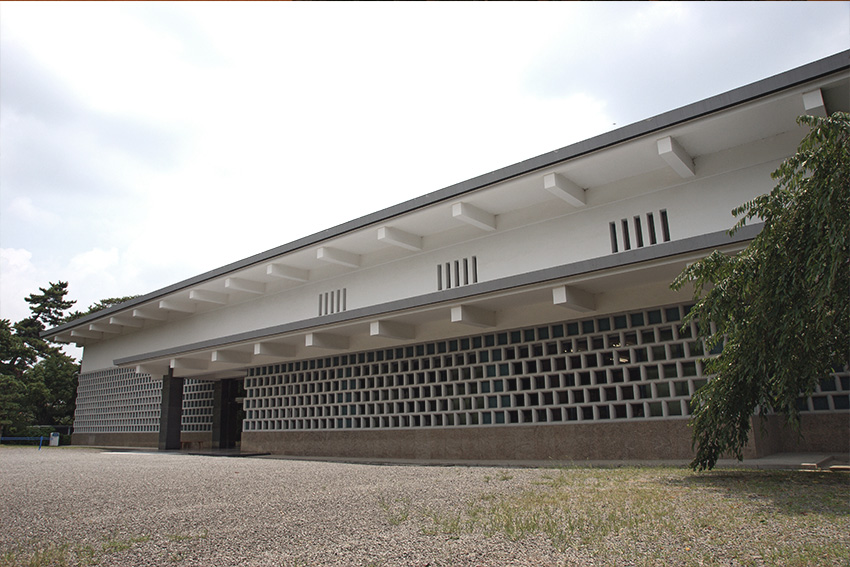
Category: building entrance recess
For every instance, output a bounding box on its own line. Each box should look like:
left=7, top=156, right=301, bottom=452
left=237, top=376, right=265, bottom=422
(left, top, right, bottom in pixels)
left=213, top=378, right=245, bottom=449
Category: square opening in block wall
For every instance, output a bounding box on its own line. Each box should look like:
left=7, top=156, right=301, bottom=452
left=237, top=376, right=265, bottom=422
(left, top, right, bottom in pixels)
left=239, top=301, right=844, bottom=435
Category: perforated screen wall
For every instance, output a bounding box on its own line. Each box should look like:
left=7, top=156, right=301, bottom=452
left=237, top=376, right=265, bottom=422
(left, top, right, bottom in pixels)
left=243, top=303, right=849, bottom=432
left=74, top=368, right=214, bottom=433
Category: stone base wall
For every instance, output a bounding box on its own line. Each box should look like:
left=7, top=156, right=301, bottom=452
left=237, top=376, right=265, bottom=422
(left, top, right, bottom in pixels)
left=181, top=432, right=213, bottom=448
left=749, top=413, right=850, bottom=457
left=243, top=419, right=698, bottom=461
left=244, top=412, right=849, bottom=462
left=72, top=432, right=159, bottom=448
left=70, top=413, right=847, bottom=461
left=71, top=431, right=212, bottom=449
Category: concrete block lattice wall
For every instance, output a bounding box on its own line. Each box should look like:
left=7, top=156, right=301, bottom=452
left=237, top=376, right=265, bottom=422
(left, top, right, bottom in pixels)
left=74, top=368, right=214, bottom=435
left=243, top=303, right=848, bottom=430
left=241, top=302, right=849, bottom=460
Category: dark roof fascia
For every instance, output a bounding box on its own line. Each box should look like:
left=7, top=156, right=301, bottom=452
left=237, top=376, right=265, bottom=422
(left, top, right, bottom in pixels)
left=45, top=50, right=849, bottom=339
left=113, top=222, right=762, bottom=367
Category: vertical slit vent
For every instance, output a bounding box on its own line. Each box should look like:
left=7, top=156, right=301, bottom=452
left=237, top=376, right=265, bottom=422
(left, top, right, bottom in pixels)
left=660, top=209, right=671, bottom=242
left=621, top=219, right=631, bottom=251
left=609, top=222, right=619, bottom=253
left=647, top=213, right=657, bottom=245
left=610, top=210, right=671, bottom=253
left=634, top=216, right=644, bottom=248
left=318, top=289, right=347, bottom=315
left=437, top=256, right=479, bottom=290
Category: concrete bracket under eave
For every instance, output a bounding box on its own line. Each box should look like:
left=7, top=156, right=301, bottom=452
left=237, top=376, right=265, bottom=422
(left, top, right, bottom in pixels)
left=552, top=285, right=596, bottom=313
left=305, top=332, right=349, bottom=350
left=370, top=320, right=416, bottom=340
left=543, top=173, right=586, bottom=207
left=450, top=305, right=496, bottom=328
left=657, top=136, right=695, bottom=178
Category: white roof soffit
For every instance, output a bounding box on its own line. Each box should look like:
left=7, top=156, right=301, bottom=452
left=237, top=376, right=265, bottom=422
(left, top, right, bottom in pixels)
left=44, top=52, right=849, bottom=344
left=114, top=224, right=759, bottom=372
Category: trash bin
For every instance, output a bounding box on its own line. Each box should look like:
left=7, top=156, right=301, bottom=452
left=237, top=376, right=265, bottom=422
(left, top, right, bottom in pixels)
left=49, top=432, right=60, bottom=447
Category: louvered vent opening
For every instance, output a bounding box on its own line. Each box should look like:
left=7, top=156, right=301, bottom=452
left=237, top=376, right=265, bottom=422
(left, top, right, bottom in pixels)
left=318, top=289, right=347, bottom=316
left=437, top=256, right=478, bottom=291
left=610, top=210, right=671, bottom=253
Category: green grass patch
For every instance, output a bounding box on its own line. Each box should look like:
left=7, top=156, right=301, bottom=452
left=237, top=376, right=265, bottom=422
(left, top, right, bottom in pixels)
left=418, top=467, right=850, bottom=566
left=0, top=530, right=214, bottom=567
left=1, top=533, right=153, bottom=567
left=1, top=543, right=72, bottom=567
left=378, top=496, right=412, bottom=526
left=101, top=534, right=150, bottom=554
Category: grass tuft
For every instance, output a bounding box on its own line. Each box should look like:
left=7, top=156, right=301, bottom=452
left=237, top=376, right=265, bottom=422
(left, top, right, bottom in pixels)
left=1, top=533, right=154, bottom=567
left=378, top=496, right=412, bottom=526
left=417, top=467, right=850, bottom=566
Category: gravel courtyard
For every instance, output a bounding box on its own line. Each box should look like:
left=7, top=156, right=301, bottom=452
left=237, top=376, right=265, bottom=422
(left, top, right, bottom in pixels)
left=0, top=447, right=562, bottom=566
left=1, top=447, right=847, bottom=567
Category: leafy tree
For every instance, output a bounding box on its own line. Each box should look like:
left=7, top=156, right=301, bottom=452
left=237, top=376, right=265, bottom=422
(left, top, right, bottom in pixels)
left=0, top=319, right=36, bottom=380
left=0, top=282, right=80, bottom=437
left=1, top=285, right=139, bottom=438
left=23, top=352, right=79, bottom=426
left=14, top=281, right=76, bottom=360
left=672, top=112, right=849, bottom=471
left=0, top=320, right=34, bottom=437
left=0, top=374, right=30, bottom=438
left=24, top=281, right=75, bottom=328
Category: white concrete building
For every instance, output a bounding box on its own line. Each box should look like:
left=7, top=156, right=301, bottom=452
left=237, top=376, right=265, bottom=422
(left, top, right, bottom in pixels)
left=45, top=52, right=850, bottom=460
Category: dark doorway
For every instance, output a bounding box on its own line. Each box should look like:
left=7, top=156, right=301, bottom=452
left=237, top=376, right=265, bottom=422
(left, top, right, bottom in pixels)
left=212, top=378, right=245, bottom=449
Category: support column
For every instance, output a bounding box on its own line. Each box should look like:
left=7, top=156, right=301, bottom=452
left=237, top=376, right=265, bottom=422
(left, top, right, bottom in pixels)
left=212, top=379, right=240, bottom=449
left=158, top=371, right=184, bottom=450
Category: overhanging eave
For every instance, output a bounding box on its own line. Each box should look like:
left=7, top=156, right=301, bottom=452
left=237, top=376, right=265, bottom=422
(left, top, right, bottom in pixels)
left=113, top=224, right=761, bottom=370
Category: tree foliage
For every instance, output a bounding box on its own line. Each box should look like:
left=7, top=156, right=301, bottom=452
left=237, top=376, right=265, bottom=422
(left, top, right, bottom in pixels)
left=0, top=319, right=36, bottom=380
left=0, top=373, right=29, bottom=434
left=672, top=112, right=850, bottom=470
left=24, top=353, right=80, bottom=426
left=0, top=282, right=80, bottom=438
left=0, top=286, right=141, bottom=438
left=12, top=281, right=77, bottom=362
left=24, top=281, right=76, bottom=328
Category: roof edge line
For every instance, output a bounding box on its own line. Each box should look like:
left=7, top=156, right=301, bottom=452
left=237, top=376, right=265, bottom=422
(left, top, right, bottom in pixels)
left=45, top=50, right=849, bottom=337
left=112, top=223, right=762, bottom=368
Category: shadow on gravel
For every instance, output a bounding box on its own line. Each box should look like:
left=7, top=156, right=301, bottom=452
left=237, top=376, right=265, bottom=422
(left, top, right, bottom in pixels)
left=662, top=469, right=850, bottom=517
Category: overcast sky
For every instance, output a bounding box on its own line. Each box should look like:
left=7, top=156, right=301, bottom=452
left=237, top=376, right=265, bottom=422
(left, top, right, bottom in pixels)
left=1, top=1, right=848, bottom=327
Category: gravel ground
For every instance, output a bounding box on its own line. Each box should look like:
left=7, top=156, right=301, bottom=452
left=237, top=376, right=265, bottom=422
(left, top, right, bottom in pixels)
left=0, top=447, right=563, bottom=567
left=1, top=447, right=847, bottom=567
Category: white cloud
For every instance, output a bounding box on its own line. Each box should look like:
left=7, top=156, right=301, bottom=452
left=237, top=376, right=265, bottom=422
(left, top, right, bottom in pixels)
left=68, top=248, right=120, bottom=280
left=0, top=247, right=84, bottom=358
left=0, top=247, right=39, bottom=322
left=1, top=246, right=122, bottom=324
left=0, top=247, right=34, bottom=272
left=8, top=196, right=61, bottom=226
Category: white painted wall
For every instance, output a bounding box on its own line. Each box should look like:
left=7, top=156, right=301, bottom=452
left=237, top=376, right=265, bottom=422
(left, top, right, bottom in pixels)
left=79, top=125, right=801, bottom=373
